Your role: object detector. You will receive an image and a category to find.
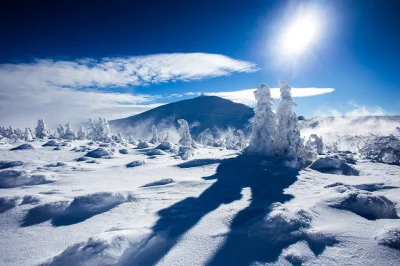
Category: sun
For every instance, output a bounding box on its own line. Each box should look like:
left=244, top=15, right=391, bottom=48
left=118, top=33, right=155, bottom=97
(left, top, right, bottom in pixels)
left=282, top=14, right=319, bottom=54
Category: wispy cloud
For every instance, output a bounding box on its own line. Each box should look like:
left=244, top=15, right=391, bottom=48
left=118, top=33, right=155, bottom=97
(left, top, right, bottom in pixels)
left=0, top=53, right=257, bottom=128
left=170, top=87, right=335, bottom=105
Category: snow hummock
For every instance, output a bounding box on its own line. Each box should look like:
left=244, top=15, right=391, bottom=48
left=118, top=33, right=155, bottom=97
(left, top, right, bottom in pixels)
left=85, top=148, right=114, bottom=158
left=126, top=160, right=146, bottom=168
left=310, top=157, right=360, bottom=176
left=142, top=178, right=174, bottom=187
left=178, top=146, right=195, bottom=160
left=326, top=183, right=398, bottom=220
left=0, top=170, right=52, bottom=188
left=10, top=143, right=35, bottom=151
left=0, top=160, right=24, bottom=169
left=375, top=228, right=400, bottom=250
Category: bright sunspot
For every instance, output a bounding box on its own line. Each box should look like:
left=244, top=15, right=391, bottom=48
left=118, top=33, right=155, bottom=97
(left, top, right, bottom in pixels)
left=282, top=13, right=319, bottom=54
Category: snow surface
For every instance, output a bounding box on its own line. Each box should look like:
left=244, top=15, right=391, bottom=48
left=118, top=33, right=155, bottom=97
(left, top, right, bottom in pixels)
left=1, top=140, right=400, bottom=266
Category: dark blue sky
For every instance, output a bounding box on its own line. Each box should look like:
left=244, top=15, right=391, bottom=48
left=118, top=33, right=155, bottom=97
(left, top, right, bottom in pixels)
left=1, top=0, right=400, bottom=119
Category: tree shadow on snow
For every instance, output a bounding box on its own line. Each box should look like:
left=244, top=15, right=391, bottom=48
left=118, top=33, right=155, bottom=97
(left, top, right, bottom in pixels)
left=119, top=154, right=336, bottom=265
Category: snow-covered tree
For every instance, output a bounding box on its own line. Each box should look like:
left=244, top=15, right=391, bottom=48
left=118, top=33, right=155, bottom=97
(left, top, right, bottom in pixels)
left=149, top=125, right=160, bottom=144
left=87, top=118, right=97, bottom=140
left=225, top=127, right=236, bottom=150
left=63, top=122, right=76, bottom=140
left=35, top=119, right=48, bottom=139
left=305, top=134, right=324, bottom=155
left=57, top=124, right=65, bottom=138
left=77, top=126, right=86, bottom=140
left=236, top=129, right=246, bottom=149
left=116, top=132, right=127, bottom=146
left=274, top=80, right=304, bottom=158
left=128, top=135, right=137, bottom=145
left=163, top=131, right=169, bottom=142
left=247, top=84, right=276, bottom=155
left=199, top=129, right=214, bottom=146
left=178, top=119, right=194, bottom=147
left=24, top=128, right=33, bottom=141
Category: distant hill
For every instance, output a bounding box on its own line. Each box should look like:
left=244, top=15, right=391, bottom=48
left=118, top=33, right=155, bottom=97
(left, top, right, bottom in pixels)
left=110, top=95, right=255, bottom=139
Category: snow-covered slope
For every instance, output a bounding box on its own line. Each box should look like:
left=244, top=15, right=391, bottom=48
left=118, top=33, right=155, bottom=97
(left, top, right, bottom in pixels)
left=109, top=96, right=254, bottom=139
left=1, top=140, right=400, bottom=266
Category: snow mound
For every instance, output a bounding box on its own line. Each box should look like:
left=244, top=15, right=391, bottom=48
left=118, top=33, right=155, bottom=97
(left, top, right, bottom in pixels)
left=42, top=140, right=59, bottom=147
left=309, top=157, right=359, bottom=176
left=0, top=170, right=52, bottom=188
left=176, top=158, right=223, bottom=168
left=22, top=192, right=134, bottom=227
left=327, top=187, right=398, bottom=220
left=85, top=148, right=114, bottom=158
left=40, top=230, right=148, bottom=266
left=155, top=141, right=177, bottom=152
left=251, top=204, right=312, bottom=242
left=0, top=160, right=24, bottom=169
left=146, top=149, right=167, bottom=156
left=0, top=196, right=21, bottom=213
left=10, top=143, right=35, bottom=151
left=178, top=146, right=195, bottom=160
left=20, top=195, right=41, bottom=205
left=142, top=178, right=174, bottom=187
left=136, top=141, right=151, bottom=149
left=45, top=162, right=66, bottom=167
left=360, top=135, right=400, bottom=165
left=76, top=157, right=89, bottom=162
left=126, top=160, right=145, bottom=168
left=375, top=228, right=400, bottom=250
left=119, top=148, right=129, bottom=154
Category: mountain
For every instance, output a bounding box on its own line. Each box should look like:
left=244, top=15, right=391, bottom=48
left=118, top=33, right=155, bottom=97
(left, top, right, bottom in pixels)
left=110, top=95, right=255, bottom=139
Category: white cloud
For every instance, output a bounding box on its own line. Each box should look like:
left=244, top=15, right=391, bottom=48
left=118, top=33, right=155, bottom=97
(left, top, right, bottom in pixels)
left=0, top=53, right=257, bottom=128
left=172, top=87, right=335, bottom=105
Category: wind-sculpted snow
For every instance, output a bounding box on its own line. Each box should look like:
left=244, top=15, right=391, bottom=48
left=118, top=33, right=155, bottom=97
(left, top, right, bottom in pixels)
left=40, top=229, right=151, bottom=266
left=22, top=192, right=134, bottom=227
left=126, top=160, right=146, bottom=168
left=119, top=148, right=129, bottom=154
left=146, top=149, right=167, bottom=156
left=0, top=170, right=52, bottom=188
left=375, top=228, right=400, bottom=250
left=0, top=160, right=24, bottom=169
left=176, top=158, right=223, bottom=168
left=85, top=148, right=114, bottom=158
left=178, top=146, right=195, bottom=160
left=0, top=196, right=20, bottom=213
left=310, top=157, right=359, bottom=176
left=42, top=140, right=59, bottom=147
left=10, top=143, right=35, bottom=151
left=142, top=178, right=174, bottom=187
left=326, top=184, right=398, bottom=220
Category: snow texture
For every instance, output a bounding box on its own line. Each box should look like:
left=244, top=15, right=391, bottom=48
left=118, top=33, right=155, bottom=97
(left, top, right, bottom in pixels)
left=0, top=170, right=51, bottom=188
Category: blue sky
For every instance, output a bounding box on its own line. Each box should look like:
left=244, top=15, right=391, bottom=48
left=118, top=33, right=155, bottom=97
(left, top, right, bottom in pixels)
left=1, top=0, right=399, bottom=127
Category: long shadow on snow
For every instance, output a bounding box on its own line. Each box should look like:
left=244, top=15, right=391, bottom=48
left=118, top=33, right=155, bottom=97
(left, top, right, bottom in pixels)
left=119, top=154, right=333, bottom=265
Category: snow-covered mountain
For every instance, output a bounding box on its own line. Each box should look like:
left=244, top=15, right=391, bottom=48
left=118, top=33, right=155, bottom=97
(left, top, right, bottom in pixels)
left=110, top=95, right=254, bottom=139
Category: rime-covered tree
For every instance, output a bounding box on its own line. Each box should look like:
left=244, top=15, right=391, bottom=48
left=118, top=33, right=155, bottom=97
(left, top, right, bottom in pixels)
left=225, top=127, right=236, bottom=150
left=128, top=135, right=137, bottom=145
left=57, top=124, right=65, bottom=138
left=236, top=129, right=246, bottom=149
left=87, top=118, right=97, bottom=141
left=77, top=126, right=86, bottom=140
left=305, top=134, right=324, bottom=155
left=63, top=122, right=76, bottom=140
left=274, top=80, right=304, bottom=158
left=178, top=119, right=193, bottom=147
left=35, top=119, right=48, bottom=139
left=247, top=84, right=276, bottom=155
left=116, top=132, right=127, bottom=146
left=149, top=125, right=160, bottom=144
left=24, top=128, right=34, bottom=142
